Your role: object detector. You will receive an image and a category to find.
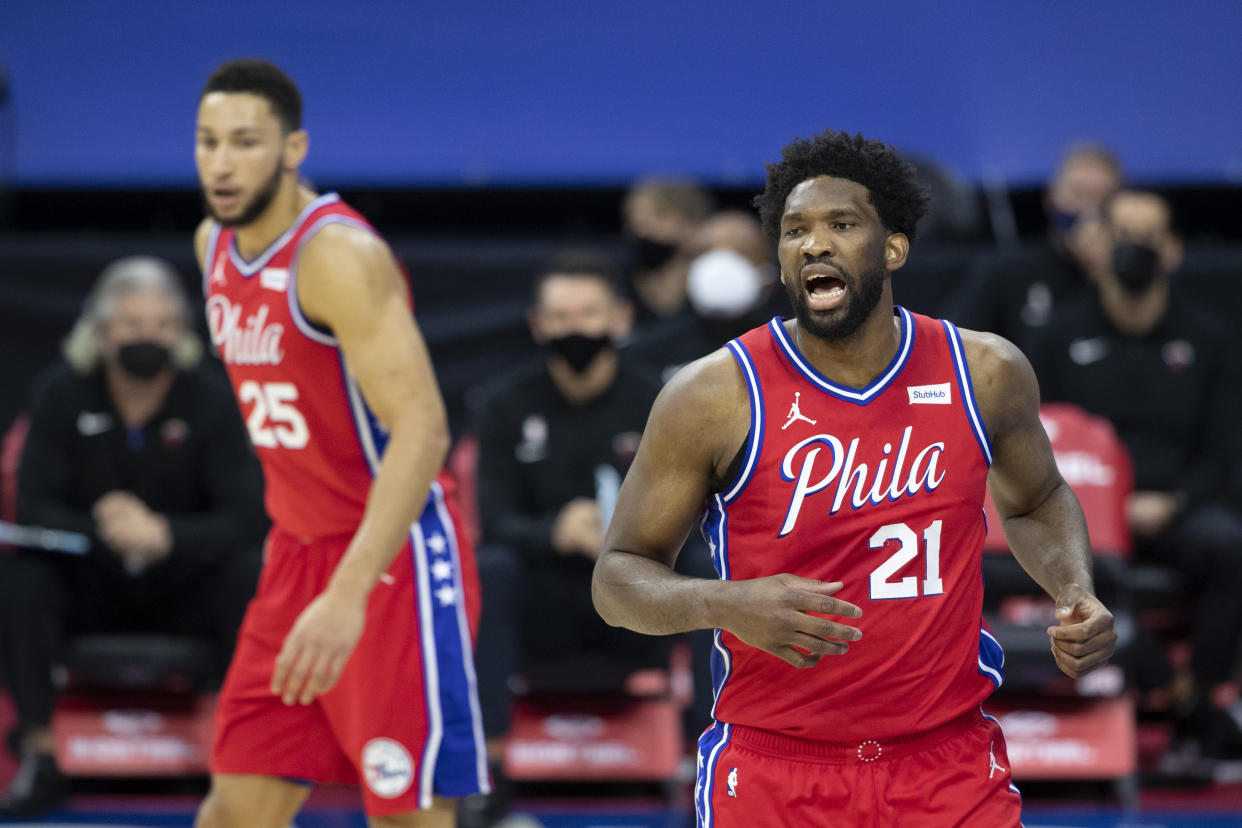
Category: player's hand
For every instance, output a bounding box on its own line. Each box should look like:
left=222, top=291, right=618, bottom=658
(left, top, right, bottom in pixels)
left=1046, top=583, right=1116, bottom=679
left=271, top=588, right=366, bottom=705
left=552, top=498, right=604, bottom=560
left=719, top=574, right=862, bottom=669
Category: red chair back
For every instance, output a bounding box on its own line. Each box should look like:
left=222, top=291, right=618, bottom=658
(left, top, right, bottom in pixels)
left=983, top=403, right=1133, bottom=557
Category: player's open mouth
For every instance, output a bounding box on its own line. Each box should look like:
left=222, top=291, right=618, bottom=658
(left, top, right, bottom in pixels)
left=802, top=264, right=847, bottom=311
left=212, top=188, right=240, bottom=210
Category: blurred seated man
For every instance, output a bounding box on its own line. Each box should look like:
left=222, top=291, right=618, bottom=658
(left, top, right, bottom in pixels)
left=1030, top=191, right=1242, bottom=767
left=465, top=251, right=667, bottom=826
left=622, top=176, right=714, bottom=329
left=627, top=209, right=781, bottom=382
left=0, top=257, right=267, bottom=818
left=949, top=143, right=1122, bottom=355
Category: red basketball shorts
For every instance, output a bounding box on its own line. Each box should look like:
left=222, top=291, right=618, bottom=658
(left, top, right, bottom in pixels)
left=695, top=708, right=1022, bottom=827
left=211, top=483, right=488, bottom=816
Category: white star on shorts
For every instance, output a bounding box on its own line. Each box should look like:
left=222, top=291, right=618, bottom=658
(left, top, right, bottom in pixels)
left=426, top=533, right=448, bottom=555
left=435, top=584, right=457, bottom=607
left=431, top=560, right=453, bottom=581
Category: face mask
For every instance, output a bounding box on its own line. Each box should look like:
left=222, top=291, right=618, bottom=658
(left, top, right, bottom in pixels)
left=1111, top=242, right=1161, bottom=295
left=117, top=341, right=172, bottom=379
left=545, top=332, right=613, bottom=373
left=629, top=235, right=680, bottom=272
left=687, top=248, right=765, bottom=319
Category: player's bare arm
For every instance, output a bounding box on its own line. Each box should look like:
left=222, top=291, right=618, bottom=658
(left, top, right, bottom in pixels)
left=270, top=224, right=451, bottom=705
left=592, top=350, right=862, bottom=669
left=964, top=329, right=1117, bottom=679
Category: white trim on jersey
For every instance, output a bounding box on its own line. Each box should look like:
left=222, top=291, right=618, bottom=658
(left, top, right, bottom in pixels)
left=430, top=481, right=492, bottom=795
left=768, top=307, right=914, bottom=404
left=227, top=192, right=341, bottom=276
left=285, top=213, right=377, bottom=347
left=942, top=320, right=994, bottom=465
left=341, top=358, right=382, bottom=474
left=978, top=627, right=1005, bottom=687
left=700, top=722, right=731, bottom=828
left=409, top=522, right=444, bottom=809
left=722, top=340, right=764, bottom=503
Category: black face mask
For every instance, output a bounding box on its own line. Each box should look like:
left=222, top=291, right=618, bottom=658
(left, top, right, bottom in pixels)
left=629, top=235, right=679, bottom=272
left=545, top=333, right=612, bottom=373
left=117, top=341, right=172, bottom=379
left=1111, top=242, right=1161, bottom=295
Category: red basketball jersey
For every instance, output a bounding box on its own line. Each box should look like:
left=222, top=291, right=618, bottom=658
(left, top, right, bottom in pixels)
left=202, top=193, right=438, bottom=539
left=705, top=308, right=1003, bottom=741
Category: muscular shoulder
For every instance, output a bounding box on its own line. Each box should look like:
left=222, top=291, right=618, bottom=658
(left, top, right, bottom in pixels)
left=296, top=223, right=403, bottom=326
left=958, top=327, right=1040, bottom=440
left=299, top=222, right=394, bottom=281
left=648, top=347, right=751, bottom=474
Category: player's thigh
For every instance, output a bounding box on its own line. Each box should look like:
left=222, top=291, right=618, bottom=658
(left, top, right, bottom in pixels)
left=195, top=773, right=310, bottom=828
left=367, top=797, right=456, bottom=828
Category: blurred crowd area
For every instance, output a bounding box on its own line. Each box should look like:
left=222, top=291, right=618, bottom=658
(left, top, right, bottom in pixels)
left=1, top=142, right=1242, bottom=818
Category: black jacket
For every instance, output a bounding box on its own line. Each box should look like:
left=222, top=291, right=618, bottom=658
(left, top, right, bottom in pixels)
left=17, top=361, right=268, bottom=564
left=1029, top=293, right=1241, bottom=510
left=473, top=357, right=661, bottom=560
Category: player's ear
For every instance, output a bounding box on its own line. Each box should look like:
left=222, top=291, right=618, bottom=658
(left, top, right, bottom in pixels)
left=884, top=233, right=909, bottom=273
left=283, top=129, right=309, bottom=172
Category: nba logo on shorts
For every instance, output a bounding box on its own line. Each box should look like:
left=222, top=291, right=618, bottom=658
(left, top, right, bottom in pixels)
left=362, top=737, right=414, bottom=798
left=727, top=767, right=738, bottom=797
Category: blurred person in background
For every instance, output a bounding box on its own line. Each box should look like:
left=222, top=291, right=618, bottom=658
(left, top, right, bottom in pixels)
left=627, top=209, right=781, bottom=382
left=0, top=256, right=266, bottom=818
left=950, top=143, right=1123, bottom=355
left=622, top=176, right=714, bottom=330
left=1031, top=190, right=1242, bottom=770
left=465, top=251, right=668, bottom=828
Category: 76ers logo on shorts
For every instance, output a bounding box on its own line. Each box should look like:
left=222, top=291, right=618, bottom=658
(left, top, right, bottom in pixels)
left=362, top=737, right=414, bottom=798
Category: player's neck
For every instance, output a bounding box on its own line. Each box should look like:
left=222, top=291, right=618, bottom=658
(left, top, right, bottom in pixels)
left=233, top=183, right=317, bottom=260
left=791, top=306, right=902, bottom=390
left=547, top=350, right=619, bottom=406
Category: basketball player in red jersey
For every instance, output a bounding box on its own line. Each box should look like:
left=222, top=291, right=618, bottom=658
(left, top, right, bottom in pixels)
left=192, top=60, right=487, bottom=827
left=593, top=131, right=1117, bottom=826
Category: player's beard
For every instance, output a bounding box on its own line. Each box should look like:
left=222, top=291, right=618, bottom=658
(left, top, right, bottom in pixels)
left=783, top=257, right=887, bottom=342
left=202, top=159, right=284, bottom=228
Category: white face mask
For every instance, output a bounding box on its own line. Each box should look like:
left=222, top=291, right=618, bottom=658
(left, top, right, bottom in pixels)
left=686, top=247, right=767, bottom=319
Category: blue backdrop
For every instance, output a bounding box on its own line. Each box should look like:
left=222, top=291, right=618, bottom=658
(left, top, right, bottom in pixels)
left=3, top=0, right=1240, bottom=187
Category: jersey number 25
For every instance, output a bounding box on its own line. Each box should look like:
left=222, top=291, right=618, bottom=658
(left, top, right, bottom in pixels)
left=239, top=380, right=309, bottom=450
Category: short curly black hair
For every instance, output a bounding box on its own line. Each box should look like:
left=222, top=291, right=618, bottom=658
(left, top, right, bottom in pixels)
left=202, top=59, right=302, bottom=134
left=753, top=130, right=930, bottom=243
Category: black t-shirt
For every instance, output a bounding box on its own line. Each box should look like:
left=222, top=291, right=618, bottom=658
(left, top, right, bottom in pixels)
left=17, top=361, right=268, bottom=563
left=473, top=357, right=662, bottom=560
left=1029, top=293, right=1241, bottom=509
left=948, top=238, right=1088, bottom=356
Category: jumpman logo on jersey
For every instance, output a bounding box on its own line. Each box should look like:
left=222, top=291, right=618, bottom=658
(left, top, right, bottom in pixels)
left=210, top=259, right=227, bottom=287
left=988, top=740, right=1006, bottom=779
left=782, top=392, right=817, bottom=430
